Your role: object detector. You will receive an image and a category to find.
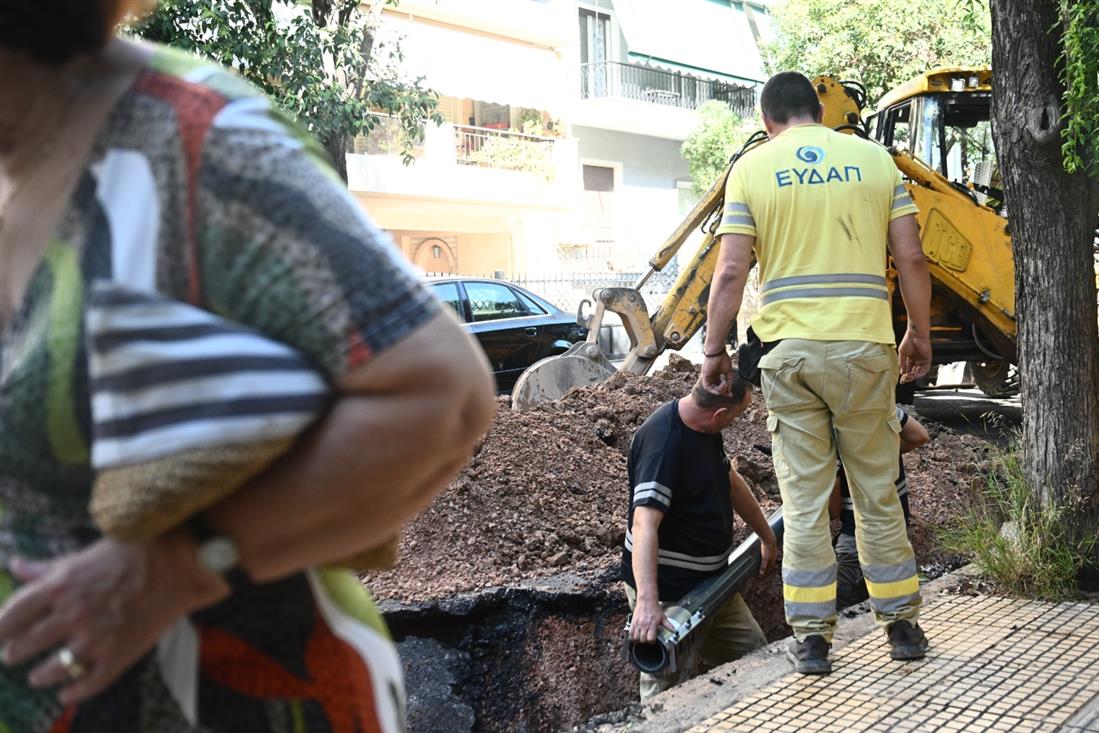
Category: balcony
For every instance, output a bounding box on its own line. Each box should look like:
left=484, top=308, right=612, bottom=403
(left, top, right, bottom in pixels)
left=572, top=60, right=757, bottom=140
left=453, top=124, right=557, bottom=179
left=346, top=114, right=578, bottom=210
left=580, top=61, right=756, bottom=115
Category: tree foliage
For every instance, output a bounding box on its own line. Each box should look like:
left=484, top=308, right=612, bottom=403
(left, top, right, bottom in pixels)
left=1059, top=0, right=1099, bottom=177
left=134, top=0, right=442, bottom=179
left=765, top=0, right=992, bottom=103
left=681, top=101, right=753, bottom=196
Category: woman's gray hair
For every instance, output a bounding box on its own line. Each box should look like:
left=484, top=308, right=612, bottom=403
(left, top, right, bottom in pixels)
left=691, top=375, right=750, bottom=410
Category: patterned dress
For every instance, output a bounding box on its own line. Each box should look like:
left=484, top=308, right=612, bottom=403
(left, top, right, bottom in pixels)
left=0, top=45, right=438, bottom=732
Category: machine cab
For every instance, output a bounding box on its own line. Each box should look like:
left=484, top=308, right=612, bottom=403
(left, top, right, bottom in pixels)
left=869, top=68, right=999, bottom=208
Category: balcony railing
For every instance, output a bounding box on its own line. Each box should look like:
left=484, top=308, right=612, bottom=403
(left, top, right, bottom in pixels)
left=454, top=124, right=557, bottom=179
left=580, top=60, right=756, bottom=116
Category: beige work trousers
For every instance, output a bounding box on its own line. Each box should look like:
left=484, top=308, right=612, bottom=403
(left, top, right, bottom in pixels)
left=759, top=339, right=921, bottom=642
left=624, top=584, right=767, bottom=700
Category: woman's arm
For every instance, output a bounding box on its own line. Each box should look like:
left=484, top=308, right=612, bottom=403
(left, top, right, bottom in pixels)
left=0, top=310, right=495, bottom=704
left=205, top=309, right=496, bottom=581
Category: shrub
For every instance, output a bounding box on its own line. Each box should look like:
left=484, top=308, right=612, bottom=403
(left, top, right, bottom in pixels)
left=940, top=441, right=1096, bottom=601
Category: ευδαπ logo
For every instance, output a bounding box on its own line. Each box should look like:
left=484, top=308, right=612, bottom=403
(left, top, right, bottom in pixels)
left=796, top=146, right=825, bottom=164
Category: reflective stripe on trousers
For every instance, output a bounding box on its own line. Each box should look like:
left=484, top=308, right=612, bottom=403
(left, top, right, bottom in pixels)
left=760, top=339, right=921, bottom=642
left=783, top=563, right=838, bottom=633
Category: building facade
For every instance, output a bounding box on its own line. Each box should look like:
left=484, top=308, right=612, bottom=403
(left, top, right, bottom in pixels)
left=348, top=0, right=770, bottom=278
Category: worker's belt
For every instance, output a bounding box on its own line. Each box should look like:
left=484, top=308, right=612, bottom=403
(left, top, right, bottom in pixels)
left=760, top=273, right=888, bottom=307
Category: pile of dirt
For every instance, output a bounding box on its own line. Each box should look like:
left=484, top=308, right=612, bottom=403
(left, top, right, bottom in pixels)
left=366, top=356, right=993, bottom=621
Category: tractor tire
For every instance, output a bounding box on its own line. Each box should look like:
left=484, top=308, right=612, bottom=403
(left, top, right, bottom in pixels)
left=970, top=359, right=1019, bottom=398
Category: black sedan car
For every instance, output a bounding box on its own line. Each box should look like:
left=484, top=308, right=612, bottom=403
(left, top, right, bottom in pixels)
left=425, top=277, right=588, bottom=392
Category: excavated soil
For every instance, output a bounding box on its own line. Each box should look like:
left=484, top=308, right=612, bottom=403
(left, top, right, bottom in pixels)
left=365, top=356, right=996, bottom=730
left=368, top=355, right=991, bottom=608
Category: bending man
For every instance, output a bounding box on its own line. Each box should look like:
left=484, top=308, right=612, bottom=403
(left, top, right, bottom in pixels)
left=624, top=376, right=776, bottom=699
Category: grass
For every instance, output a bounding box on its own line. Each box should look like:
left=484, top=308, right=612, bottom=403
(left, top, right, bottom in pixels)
left=939, top=442, right=1097, bottom=601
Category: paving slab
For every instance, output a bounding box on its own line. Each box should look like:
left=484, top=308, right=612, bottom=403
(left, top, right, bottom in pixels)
left=684, top=594, right=1099, bottom=733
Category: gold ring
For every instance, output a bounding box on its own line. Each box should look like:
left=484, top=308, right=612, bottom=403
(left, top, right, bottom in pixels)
left=57, top=646, right=86, bottom=681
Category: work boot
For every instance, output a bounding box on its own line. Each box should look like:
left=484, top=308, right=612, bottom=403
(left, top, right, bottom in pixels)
left=787, top=635, right=832, bottom=674
left=887, top=620, right=929, bottom=660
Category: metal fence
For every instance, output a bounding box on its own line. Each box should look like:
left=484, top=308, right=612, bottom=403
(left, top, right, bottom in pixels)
left=580, top=61, right=757, bottom=116
left=507, top=269, right=680, bottom=313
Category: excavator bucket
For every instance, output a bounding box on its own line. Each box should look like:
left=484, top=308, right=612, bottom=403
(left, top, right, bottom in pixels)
left=510, top=340, right=616, bottom=412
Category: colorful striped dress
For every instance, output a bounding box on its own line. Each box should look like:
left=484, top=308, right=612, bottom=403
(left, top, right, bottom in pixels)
left=0, top=45, right=437, bottom=732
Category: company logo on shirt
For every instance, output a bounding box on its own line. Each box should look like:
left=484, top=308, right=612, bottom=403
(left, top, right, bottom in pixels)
left=796, top=145, right=825, bottom=164
left=775, top=165, right=863, bottom=187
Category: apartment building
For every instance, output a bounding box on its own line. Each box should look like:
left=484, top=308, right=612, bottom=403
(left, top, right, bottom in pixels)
left=348, top=0, right=770, bottom=276
left=568, top=0, right=769, bottom=271
left=348, top=0, right=580, bottom=275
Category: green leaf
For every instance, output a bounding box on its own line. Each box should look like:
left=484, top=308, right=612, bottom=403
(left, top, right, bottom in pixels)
left=132, top=0, right=442, bottom=179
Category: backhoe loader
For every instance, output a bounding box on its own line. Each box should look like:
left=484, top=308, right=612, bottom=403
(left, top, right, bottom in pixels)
left=511, top=67, right=1018, bottom=410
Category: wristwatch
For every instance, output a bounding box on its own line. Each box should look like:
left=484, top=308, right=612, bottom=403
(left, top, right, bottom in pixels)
left=186, top=514, right=252, bottom=593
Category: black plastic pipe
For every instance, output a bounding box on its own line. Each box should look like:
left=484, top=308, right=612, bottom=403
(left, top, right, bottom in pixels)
left=626, top=508, right=785, bottom=674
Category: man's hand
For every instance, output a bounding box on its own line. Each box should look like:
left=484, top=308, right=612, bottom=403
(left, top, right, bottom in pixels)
left=701, top=353, right=735, bottom=395
left=759, top=535, right=778, bottom=577
left=897, top=328, right=931, bottom=384
left=629, top=597, right=675, bottom=644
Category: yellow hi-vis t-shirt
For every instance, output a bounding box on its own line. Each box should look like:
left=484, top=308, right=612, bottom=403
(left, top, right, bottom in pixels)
left=716, top=124, right=918, bottom=344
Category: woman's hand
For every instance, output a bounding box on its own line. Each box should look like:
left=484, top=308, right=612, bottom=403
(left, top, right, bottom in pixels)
left=0, top=531, right=227, bottom=706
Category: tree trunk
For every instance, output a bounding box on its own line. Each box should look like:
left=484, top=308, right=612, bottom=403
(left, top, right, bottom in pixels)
left=323, top=132, right=350, bottom=183
left=990, top=0, right=1099, bottom=550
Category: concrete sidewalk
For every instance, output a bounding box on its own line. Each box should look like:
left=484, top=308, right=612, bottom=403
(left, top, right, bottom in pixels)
left=685, top=594, right=1099, bottom=733
left=597, top=570, right=1099, bottom=733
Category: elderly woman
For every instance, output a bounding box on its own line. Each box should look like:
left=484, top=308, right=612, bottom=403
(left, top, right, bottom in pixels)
left=0, top=2, right=496, bottom=731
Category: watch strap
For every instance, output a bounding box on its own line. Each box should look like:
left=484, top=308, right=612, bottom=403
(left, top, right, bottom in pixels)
left=185, top=514, right=253, bottom=593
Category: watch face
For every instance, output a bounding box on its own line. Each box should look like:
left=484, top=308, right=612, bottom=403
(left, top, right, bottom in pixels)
left=199, top=537, right=239, bottom=574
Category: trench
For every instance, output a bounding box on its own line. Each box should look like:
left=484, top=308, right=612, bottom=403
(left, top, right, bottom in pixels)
left=382, top=567, right=636, bottom=733
left=382, top=550, right=969, bottom=733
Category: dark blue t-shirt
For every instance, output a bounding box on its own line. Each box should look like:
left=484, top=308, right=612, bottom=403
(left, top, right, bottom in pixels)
left=621, top=400, right=736, bottom=601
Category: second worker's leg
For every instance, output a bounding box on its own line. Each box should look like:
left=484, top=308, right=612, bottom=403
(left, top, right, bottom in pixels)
left=699, top=593, right=768, bottom=670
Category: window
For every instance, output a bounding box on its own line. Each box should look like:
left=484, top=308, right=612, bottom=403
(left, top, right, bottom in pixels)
left=583, top=164, right=615, bottom=192
left=881, top=103, right=911, bottom=151
left=677, top=180, right=699, bottom=216
left=428, top=282, right=465, bottom=320
left=514, top=288, right=548, bottom=315
left=579, top=8, right=611, bottom=98
left=928, top=94, right=994, bottom=185
left=477, top=102, right=510, bottom=129
left=465, top=282, right=532, bottom=322
left=579, top=9, right=611, bottom=65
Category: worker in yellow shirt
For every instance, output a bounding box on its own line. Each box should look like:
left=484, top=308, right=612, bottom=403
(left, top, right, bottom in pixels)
left=702, top=71, right=933, bottom=674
